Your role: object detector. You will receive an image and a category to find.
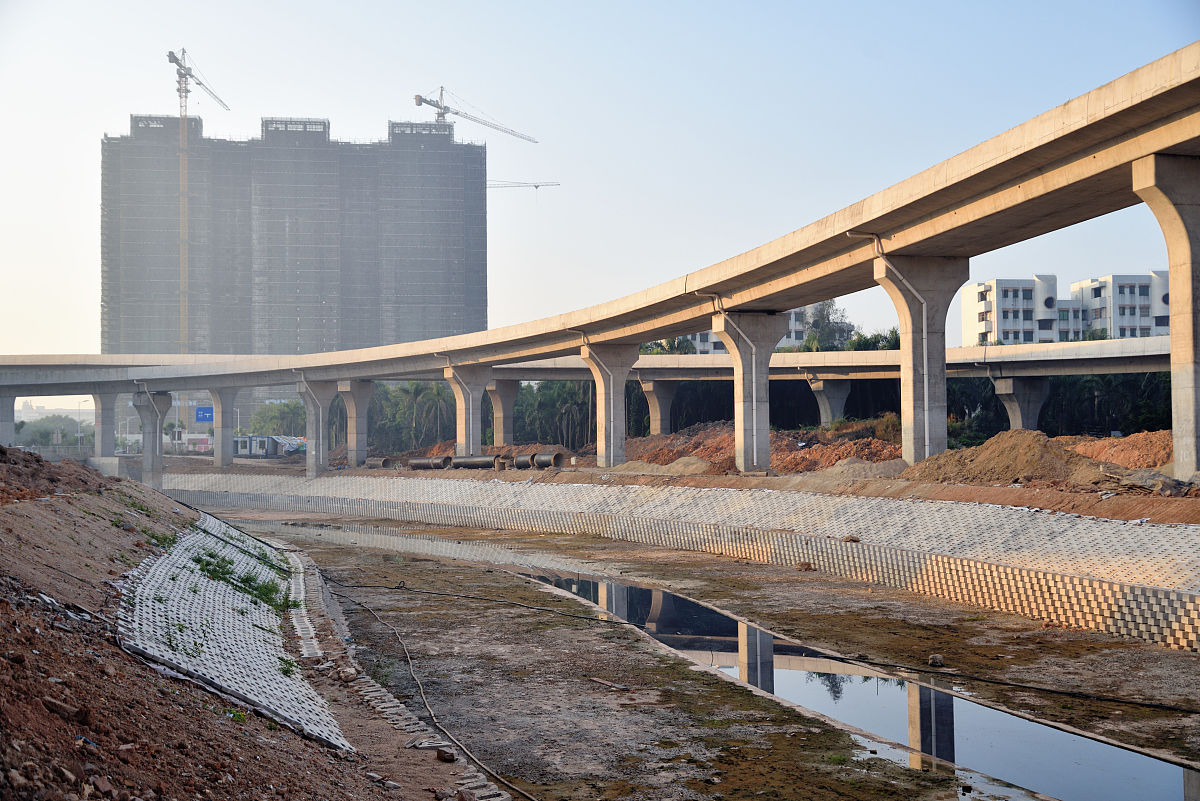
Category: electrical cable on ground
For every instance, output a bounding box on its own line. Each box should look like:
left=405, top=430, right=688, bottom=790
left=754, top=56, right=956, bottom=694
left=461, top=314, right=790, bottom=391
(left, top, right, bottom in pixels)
left=327, top=587, right=542, bottom=801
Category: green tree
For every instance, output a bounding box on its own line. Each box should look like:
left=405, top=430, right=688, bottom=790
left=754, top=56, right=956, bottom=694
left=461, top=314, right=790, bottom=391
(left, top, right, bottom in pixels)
left=249, top=400, right=305, bottom=437
left=640, top=336, right=697, bottom=355
left=845, top=327, right=900, bottom=351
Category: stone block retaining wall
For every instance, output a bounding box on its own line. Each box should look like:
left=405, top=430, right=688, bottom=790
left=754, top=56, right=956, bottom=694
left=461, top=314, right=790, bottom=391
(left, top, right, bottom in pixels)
left=164, top=474, right=1200, bottom=652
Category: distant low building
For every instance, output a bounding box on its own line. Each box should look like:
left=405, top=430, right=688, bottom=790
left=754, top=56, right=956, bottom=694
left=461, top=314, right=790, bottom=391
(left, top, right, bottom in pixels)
left=684, top=306, right=820, bottom=354
left=960, top=271, right=1168, bottom=346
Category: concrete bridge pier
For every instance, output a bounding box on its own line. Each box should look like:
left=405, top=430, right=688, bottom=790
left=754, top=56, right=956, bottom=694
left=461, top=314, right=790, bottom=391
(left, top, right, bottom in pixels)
left=639, top=380, right=677, bottom=436
left=807, top=378, right=851, bottom=427
left=737, top=622, right=775, bottom=694
left=297, top=380, right=338, bottom=479
left=907, top=679, right=956, bottom=772
left=1134, top=154, right=1200, bottom=482
left=207, top=387, right=239, bottom=468
left=992, top=376, right=1049, bottom=430
left=338, top=380, right=374, bottom=467
left=132, top=391, right=172, bottom=490
left=713, top=312, right=790, bottom=472
left=445, top=366, right=492, bottom=457
left=875, top=255, right=970, bottom=464
left=486, top=379, right=519, bottom=447
left=581, top=344, right=639, bottom=468
left=0, top=394, right=14, bottom=447
left=92, top=393, right=117, bottom=458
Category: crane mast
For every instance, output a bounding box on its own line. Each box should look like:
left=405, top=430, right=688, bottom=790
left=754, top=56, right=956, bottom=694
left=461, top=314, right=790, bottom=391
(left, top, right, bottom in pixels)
left=166, top=49, right=228, bottom=354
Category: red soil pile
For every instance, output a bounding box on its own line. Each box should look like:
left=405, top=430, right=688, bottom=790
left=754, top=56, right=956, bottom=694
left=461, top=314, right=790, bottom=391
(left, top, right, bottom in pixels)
left=0, top=446, right=112, bottom=505
left=1066, top=430, right=1173, bottom=470
left=901, top=429, right=1118, bottom=489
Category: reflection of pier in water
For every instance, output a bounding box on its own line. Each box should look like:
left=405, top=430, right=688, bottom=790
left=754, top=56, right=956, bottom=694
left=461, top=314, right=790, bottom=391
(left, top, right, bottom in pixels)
left=527, top=573, right=1199, bottom=800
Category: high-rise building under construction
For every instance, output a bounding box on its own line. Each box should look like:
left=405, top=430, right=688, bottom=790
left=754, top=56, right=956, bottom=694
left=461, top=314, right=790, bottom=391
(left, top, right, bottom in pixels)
left=101, top=115, right=487, bottom=356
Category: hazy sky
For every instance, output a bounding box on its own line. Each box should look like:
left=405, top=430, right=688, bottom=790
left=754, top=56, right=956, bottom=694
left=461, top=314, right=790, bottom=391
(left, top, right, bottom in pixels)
left=1, top=1, right=1197, bottom=361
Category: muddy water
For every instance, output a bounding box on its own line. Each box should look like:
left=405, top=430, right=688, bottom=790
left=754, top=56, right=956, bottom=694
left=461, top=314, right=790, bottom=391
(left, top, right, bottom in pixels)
left=245, top=520, right=1198, bottom=801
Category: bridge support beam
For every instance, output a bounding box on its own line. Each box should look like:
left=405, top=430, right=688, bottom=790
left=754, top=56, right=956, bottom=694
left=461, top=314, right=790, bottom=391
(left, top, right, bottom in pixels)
left=338, top=380, right=374, bottom=467
left=714, top=312, right=790, bottom=472
left=992, top=376, right=1048, bottom=431
left=445, top=366, right=492, bottom=457
left=132, top=391, right=172, bottom=490
left=907, top=678, right=956, bottom=772
left=1134, top=154, right=1200, bottom=482
left=875, top=255, right=969, bottom=464
left=807, top=378, right=851, bottom=428
left=639, top=380, right=677, bottom=436
left=0, top=394, right=14, bottom=447
left=581, top=344, right=639, bottom=467
left=92, top=393, right=117, bottom=458
left=208, top=388, right=239, bottom=468
left=486, top=379, right=519, bottom=447
left=297, top=380, right=338, bottom=479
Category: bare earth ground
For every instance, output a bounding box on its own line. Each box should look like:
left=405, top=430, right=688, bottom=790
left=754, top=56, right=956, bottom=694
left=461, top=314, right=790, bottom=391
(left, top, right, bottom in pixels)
left=260, top=517, right=1200, bottom=778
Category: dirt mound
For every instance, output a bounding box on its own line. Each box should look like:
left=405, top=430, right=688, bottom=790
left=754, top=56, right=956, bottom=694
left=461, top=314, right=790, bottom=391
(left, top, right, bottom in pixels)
left=902, top=429, right=1120, bottom=489
left=1067, top=430, right=1173, bottom=470
left=0, top=446, right=113, bottom=505
left=772, top=438, right=902, bottom=474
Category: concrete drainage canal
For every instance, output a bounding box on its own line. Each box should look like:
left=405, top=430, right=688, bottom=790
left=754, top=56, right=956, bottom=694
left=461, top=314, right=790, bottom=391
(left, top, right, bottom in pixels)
left=243, top=519, right=1199, bottom=801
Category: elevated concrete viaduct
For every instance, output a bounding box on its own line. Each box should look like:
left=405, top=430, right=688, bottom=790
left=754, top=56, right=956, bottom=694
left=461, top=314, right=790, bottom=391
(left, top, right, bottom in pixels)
left=2, top=44, right=1199, bottom=484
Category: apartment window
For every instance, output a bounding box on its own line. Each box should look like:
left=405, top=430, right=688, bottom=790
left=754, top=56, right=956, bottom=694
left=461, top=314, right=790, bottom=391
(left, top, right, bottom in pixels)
left=978, top=333, right=988, bottom=344
left=1002, top=289, right=1010, bottom=299
left=978, top=311, right=990, bottom=322
left=1092, top=287, right=1103, bottom=298
left=1037, top=319, right=1053, bottom=330
left=1022, top=331, right=1033, bottom=342
left=1140, top=306, right=1150, bottom=317
left=1155, top=315, right=1169, bottom=327
left=712, top=340, right=725, bottom=351
left=1139, top=284, right=1150, bottom=297
left=1021, top=289, right=1033, bottom=300
left=1118, top=285, right=1126, bottom=295
left=1058, top=310, right=1069, bottom=321
left=698, top=332, right=709, bottom=342
left=1119, top=327, right=1127, bottom=337
left=1002, top=331, right=1010, bottom=340
left=1118, top=306, right=1127, bottom=317
left=977, top=291, right=988, bottom=302
left=1129, top=328, right=1139, bottom=338
left=1140, top=327, right=1151, bottom=337
left=1059, top=332, right=1069, bottom=342
left=1073, top=309, right=1080, bottom=319
left=1022, top=309, right=1033, bottom=321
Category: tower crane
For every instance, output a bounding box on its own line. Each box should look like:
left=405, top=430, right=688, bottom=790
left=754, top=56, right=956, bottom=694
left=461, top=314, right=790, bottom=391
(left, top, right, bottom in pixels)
left=166, top=49, right=229, bottom=354
left=414, top=87, right=537, bottom=143
left=487, top=180, right=561, bottom=190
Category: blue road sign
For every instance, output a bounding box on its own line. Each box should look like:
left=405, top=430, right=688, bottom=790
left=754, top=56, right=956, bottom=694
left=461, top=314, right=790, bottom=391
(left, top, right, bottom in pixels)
left=195, top=406, right=214, bottom=423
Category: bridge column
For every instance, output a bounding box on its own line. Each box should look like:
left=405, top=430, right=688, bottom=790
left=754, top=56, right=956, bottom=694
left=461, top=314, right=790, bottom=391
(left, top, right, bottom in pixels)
left=992, top=377, right=1048, bottom=430
left=807, top=378, right=851, bottom=427
left=875, top=256, right=969, bottom=464
left=445, top=366, right=492, bottom=457
left=0, top=394, right=14, bottom=447
left=737, top=622, right=775, bottom=694
left=297, top=380, right=338, bottom=479
left=338, top=380, right=374, bottom=467
left=486, top=379, right=519, bottom=447
left=208, top=387, right=239, bottom=468
left=713, top=313, right=790, bottom=472
left=581, top=344, right=639, bottom=467
left=1134, top=154, right=1200, bottom=481
left=639, top=380, right=677, bottom=436
left=907, top=678, right=956, bottom=772
left=132, top=391, right=172, bottom=490
left=92, top=392, right=117, bottom=458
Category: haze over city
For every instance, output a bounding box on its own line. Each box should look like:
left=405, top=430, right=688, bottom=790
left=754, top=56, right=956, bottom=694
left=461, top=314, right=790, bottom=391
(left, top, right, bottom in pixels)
left=1, top=0, right=1197, bottom=364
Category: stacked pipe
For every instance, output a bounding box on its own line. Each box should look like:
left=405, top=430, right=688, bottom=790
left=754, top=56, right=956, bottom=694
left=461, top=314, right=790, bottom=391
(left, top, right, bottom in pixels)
left=408, top=456, right=451, bottom=470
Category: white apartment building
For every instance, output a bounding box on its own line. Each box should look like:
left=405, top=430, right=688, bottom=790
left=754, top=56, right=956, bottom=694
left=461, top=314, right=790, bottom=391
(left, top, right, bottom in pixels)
left=684, top=307, right=811, bottom=354
left=960, top=271, right=1168, bottom=346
